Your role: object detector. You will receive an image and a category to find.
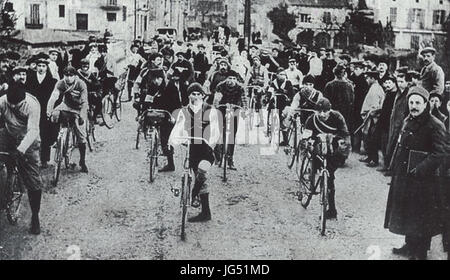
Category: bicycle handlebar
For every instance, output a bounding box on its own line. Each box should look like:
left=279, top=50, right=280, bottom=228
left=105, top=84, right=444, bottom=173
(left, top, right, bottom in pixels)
left=143, top=108, right=174, bottom=119
left=173, top=136, right=210, bottom=146
left=215, top=104, right=245, bottom=110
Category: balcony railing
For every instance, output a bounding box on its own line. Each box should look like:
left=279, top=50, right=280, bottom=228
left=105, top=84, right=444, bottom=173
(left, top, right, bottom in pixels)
left=25, top=19, right=43, bottom=29
left=100, top=0, right=121, bottom=11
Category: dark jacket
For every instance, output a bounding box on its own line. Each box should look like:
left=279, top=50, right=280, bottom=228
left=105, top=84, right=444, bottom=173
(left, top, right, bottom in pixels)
left=323, top=78, right=354, bottom=130
left=350, top=74, right=369, bottom=129
left=170, top=59, right=195, bottom=85
left=25, top=71, right=57, bottom=120
left=215, top=81, right=246, bottom=107
left=384, top=110, right=447, bottom=237
left=420, top=62, right=445, bottom=96
left=386, top=87, right=410, bottom=160
left=154, top=80, right=188, bottom=114
left=193, top=52, right=209, bottom=73
left=376, top=88, right=397, bottom=133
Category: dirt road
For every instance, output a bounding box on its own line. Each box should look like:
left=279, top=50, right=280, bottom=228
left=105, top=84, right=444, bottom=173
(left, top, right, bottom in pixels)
left=0, top=104, right=447, bottom=260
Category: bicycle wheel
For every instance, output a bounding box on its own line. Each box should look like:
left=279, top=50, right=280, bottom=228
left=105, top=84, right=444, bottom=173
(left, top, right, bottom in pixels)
left=300, top=154, right=314, bottom=208
left=86, top=120, right=93, bottom=152
left=320, top=171, right=329, bottom=236
left=285, top=122, right=298, bottom=169
left=149, top=130, right=157, bottom=183
left=135, top=128, right=141, bottom=149
left=6, top=173, right=23, bottom=225
left=101, top=96, right=115, bottom=129
left=64, top=129, right=75, bottom=169
left=180, top=174, right=190, bottom=241
left=53, top=129, right=66, bottom=187
left=115, top=95, right=122, bottom=122
left=222, top=140, right=228, bottom=182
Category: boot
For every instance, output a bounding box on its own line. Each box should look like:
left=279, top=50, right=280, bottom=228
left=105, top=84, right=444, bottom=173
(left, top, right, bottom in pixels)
left=213, top=145, right=222, bottom=166
left=79, top=144, right=88, bottom=173
left=279, top=131, right=289, bottom=146
left=228, top=156, right=237, bottom=171
left=188, top=193, right=211, bottom=222
left=392, top=244, right=412, bottom=258
left=158, top=154, right=175, bottom=172
left=28, top=189, right=42, bottom=235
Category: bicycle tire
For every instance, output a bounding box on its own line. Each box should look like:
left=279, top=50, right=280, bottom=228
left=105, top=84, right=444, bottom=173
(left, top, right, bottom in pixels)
left=320, top=172, right=329, bottom=236
left=180, top=174, right=189, bottom=241
left=115, top=95, right=122, bottom=122
left=6, top=174, right=23, bottom=225
left=101, top=96, right=114, bottom=129
left=86, top=121, right=93, bottom=152
left=300, top=154, right=313, bottom=208
left=222, top=140, right=227, bottom=182
left=285, top=122, right=297, bottom=169
left=53, top=130, right=66, bottom=187
left=149, top=131, right=157, bottom=183
left=64, top=129, right=75, bottom=169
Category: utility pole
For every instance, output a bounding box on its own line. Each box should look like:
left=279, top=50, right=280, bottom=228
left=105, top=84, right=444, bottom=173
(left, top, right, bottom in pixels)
left=244, top=0, right=251, bottom=50
left=134, top=0, right=137, bottom=40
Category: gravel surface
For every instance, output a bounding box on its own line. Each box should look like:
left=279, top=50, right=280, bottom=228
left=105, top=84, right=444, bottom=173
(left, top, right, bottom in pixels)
left=0, top=102, right=447, bottom=260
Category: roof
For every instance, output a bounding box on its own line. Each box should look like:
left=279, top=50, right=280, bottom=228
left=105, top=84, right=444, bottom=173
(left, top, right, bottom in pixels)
left=6, top=29, right=96, bottom=47
left=288, top=0, right=352, bottom=8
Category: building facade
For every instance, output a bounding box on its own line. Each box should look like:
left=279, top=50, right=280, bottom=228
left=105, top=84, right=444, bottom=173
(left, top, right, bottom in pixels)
left=366, top=0, right=450, bottom=49
left=13, top=0, right=134, bottom=41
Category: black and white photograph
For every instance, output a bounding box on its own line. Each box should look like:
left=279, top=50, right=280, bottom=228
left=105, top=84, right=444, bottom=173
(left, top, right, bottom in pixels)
left=0, top=0, right=449, bottom=262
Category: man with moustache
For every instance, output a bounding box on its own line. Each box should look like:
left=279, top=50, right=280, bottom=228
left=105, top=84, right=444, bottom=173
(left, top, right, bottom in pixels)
left=25, top=58, right=57, bottom=169
left=349, top=61, right=369, bottom=153
left=11, top=67, right=28, bottom=85
left=193, top=44, right=209, bottom=85
left=384, top=86, right=446, bottom=260
left=170, top=52, right=195, bottom=87
left=208, top=58, right=243, bottom=98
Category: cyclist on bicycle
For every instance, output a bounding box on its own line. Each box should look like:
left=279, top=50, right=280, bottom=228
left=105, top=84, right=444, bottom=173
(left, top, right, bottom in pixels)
left=169, top=52, right=195, bottom=87
left=0, top=81, right=43, bottom=234
left=47, top=66, right=89, bottom=173
left=168, top=83, right=220, bottom=223
left=267, top=68, right=294, bottom=146
left=134, top=68, right=166, bottom=116
left=304, top=97, right=351, bottom=219
left=213, top=72, right=248, bottom=170
left=95, top=44, right=119, bottom=104
left=77, top=59, right=102, bottom=124
left=245, top=55, right=269, bottom=127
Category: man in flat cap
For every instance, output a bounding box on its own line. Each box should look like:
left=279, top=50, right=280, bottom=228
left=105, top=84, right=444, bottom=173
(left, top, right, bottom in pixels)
left=12, top=67, right=27, bottom=85
left=419, top=47, right=445, bottom=97
left=170, top=52, right=195, bottom=87
left=193, top=43, right=209, bottom=85
left=384, top=86, right=446, bottom=260
left=48, top=48, right=61, bottom=80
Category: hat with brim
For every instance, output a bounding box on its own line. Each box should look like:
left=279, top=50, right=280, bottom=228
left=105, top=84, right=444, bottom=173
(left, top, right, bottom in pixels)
left=407, top=86, right=430, bottom=102
left=35, top=58, right=49, bottom=65
left=429, top=92, right=442, bottom=101
left=49, top=48, right=59, bottom=55
left=63, top=66, right=77, bottom=76
left=6, top=51, right=21, bottom=60
left=26, top=56, right=38, bottom=65
left=12, top=67, right=27, bottom=75
left=420, top=47, right=436, bottom=56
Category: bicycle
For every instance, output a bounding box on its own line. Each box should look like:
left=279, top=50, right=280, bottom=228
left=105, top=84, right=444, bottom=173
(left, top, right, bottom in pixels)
left=101, top=83, right=122, bottom=129
left=246, top=85, right=265, bottom=128
left=135, top=109, right=173, bottom=183
left=283, top=108, right=315, bottom=170
left=0, top=152, right=25, bottom=226
left=86, top=103, right=96, bottom=152
left=52, top=113, right=78, bottom=187
left=215, top=103, right=245, bottom=182
left=170, top=136, right=210, bottom=241
left=298, top=133, right=334, bottom=236
left=266, top=92, right=290, bottom=146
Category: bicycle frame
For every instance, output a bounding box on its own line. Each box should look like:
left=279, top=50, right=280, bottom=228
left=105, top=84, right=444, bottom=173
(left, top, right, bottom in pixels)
left=0, top=152, right=24, bottom=225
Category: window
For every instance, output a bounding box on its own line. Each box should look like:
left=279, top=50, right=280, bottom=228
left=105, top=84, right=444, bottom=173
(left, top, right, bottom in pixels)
left=107, top=13, right=117, bottom=22
left=144, top=16, right=147, bottom=32
left=409, top=8, right=425, bottom=28
left=433, top=10, right=446, bottom=25
left=29, top=4, right=40, bottom=24
left=300, top=13, right=311, bottom=23
left=59, top=5, right=65, bottom=18
left=411, top=35, right=420, bottom=50
left=76, top=13, right=88, bottom=30
left=323, top=12, right=331, bottom=24
left=123, top=6, right=127, bottom=21
left=390, top=7, right=397, bottom=23
left=107, top=0, right=117, bottom=6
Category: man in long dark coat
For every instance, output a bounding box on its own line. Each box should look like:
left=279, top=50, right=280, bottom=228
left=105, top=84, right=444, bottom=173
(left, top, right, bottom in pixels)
left=349, top=61, right=369, bottom=153
left=25, top=58, right=58, bottom=168
left=384, top=86, right=447, bottom=260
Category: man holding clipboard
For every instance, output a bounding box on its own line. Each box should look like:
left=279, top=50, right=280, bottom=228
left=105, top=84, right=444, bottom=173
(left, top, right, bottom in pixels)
left=384, top=86, right=447, bottom=260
